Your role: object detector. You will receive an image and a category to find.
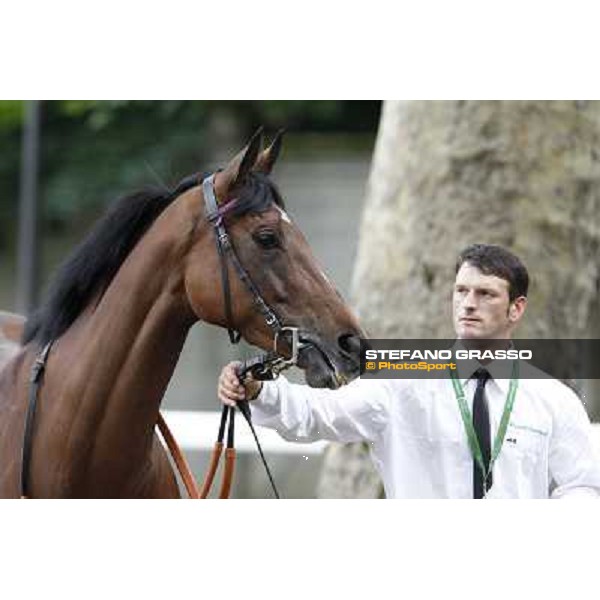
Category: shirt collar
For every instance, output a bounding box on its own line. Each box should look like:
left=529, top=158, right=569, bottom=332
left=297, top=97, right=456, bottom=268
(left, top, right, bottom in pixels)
left=451, top=340, right=513, bottom=395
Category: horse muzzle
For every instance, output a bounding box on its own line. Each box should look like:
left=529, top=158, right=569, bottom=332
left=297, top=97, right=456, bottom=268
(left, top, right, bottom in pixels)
left=296, top=331, right=361, bottom=389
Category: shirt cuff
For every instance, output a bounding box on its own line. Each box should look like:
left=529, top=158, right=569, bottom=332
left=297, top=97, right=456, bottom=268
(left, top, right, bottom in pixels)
left=249, top=379, right=283, bottom=423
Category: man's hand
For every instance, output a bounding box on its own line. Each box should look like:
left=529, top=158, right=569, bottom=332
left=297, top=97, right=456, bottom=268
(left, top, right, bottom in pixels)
left=218, top=361, right=263, bottom=407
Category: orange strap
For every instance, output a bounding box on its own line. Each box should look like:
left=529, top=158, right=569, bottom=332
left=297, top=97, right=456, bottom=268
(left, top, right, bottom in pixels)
left=201, top=407, right=236, bottom=499
left=219, top=447, right=236, bottom=499
left=157, top=411, right=237, bottom=500
left=200, top=441, right=224, bottom=498
left=156, top=412, right=201, bottom=499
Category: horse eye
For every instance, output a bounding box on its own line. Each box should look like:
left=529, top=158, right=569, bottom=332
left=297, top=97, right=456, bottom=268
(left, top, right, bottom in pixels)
left=254, top=230, right=280, bottom=249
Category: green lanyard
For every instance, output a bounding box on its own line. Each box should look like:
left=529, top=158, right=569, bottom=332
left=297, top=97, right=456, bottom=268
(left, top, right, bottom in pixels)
left=450, top=361, right=519, bottom=493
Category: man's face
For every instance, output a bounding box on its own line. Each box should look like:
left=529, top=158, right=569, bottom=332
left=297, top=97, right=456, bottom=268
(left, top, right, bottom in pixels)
left=453, top=262, right=526, bottom=340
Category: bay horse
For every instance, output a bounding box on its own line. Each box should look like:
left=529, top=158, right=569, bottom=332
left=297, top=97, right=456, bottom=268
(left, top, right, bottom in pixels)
left=0, top=130, right=362, bottom=498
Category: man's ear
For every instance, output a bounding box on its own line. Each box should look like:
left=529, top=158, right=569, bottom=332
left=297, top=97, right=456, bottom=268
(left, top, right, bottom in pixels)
left=509, top=296, right=527, bottom=322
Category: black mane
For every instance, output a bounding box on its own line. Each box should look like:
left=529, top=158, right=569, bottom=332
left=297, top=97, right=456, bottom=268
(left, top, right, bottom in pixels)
left=23, top=171, right=284, bottom=347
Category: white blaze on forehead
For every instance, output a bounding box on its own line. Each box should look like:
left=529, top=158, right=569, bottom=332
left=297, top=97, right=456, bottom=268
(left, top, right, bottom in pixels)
left=276, top=205, right=292, bottom=224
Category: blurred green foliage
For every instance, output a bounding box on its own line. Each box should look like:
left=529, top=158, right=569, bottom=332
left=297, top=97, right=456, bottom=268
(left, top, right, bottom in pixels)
left=0, top=100, right=380, bottom=251
left=0, top=101, right=23, bottom=128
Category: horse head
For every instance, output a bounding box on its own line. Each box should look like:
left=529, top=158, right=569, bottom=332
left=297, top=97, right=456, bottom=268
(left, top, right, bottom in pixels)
left=183, top=130, right=364, bottom=389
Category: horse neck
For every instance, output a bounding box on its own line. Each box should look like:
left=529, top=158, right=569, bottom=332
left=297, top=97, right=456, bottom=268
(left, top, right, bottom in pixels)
left=47, top=196, right=200, bottom=486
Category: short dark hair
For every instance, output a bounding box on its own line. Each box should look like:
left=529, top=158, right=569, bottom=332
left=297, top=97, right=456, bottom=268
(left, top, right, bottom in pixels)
left=455, top=244, right=529, bottom=301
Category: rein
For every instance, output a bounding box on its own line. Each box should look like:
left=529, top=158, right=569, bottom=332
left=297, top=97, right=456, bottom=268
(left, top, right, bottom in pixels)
left=19, top=173, right=300, bottom=499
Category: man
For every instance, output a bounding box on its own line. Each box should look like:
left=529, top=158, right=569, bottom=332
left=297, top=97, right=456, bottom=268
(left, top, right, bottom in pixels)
left=218, top=244, right=600, bottom=498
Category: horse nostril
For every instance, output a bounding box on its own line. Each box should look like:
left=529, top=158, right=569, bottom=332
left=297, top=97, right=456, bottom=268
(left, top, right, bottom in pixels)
left=338, top=332, right=361, bottom=357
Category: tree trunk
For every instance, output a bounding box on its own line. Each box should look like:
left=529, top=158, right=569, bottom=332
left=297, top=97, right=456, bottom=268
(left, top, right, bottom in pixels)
left=317, top=100, right=600, bottom=498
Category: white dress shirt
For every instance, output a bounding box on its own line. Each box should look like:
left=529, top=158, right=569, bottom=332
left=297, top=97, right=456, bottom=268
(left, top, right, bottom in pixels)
left=250, top=366, right=600, bottom=498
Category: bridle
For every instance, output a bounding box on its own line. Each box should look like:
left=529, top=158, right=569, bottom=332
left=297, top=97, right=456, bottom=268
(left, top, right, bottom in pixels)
left=202, top=173, right=282, bottom=344
left=19, top=173, right=303, bottom=499
left=202, top=171, right=308, bottom=373
left=201, top=172, right=305, bottom=372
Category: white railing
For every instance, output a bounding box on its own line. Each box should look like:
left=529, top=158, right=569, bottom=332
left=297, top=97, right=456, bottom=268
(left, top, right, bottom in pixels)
left=161, top=410, right=600, bottom=455
left=161, top=410, right=327, bottom=455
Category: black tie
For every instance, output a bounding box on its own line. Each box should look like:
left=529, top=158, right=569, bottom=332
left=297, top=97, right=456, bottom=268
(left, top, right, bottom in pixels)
left=473, top=368, right=492, bottom=499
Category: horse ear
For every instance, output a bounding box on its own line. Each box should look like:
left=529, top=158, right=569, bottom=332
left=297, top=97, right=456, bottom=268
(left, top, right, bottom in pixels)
left=214, top=127, right=264, bottom=202
left=253, top=129, right=285, bottom=174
